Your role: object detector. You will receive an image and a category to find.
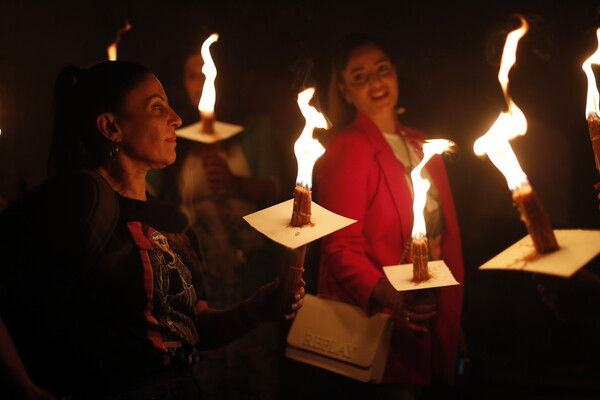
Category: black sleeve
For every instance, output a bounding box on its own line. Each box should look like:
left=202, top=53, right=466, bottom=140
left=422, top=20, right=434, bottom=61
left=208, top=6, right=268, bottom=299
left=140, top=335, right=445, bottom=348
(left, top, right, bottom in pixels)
left=0, top=171, right=117, bottom=280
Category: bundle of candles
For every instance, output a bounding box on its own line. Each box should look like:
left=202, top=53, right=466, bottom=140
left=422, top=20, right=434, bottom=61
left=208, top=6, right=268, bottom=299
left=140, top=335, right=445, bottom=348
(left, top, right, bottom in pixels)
left=582, top=27, right=600, bottom=176
left=410, top=139, right=456, bottom=282
left=411, top=235, right=430, bottom=282
left=473, top=14, right=558, bottom=255
left=291, top=184, right=312, bottom=227
left=278, top=87, right=326, bottom=313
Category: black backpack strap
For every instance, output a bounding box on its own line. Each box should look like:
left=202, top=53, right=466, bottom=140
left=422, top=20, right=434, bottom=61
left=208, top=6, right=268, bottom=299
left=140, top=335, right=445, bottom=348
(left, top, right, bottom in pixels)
left=80, top=170, right=119, bottom=258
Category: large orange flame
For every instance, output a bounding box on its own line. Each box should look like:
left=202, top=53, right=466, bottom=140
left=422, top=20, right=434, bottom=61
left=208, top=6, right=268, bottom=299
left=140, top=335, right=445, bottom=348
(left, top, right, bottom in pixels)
left=411, top=139, right=455, bottom=238
left=294, top=87, right=327, bottom=188
left=107, top=20, right=131, bottom=61
left=198, top=33, right=219, bottom=115
left=473, top=15, right=529, bottom=190
left=582, top=28, right=600, bottom=118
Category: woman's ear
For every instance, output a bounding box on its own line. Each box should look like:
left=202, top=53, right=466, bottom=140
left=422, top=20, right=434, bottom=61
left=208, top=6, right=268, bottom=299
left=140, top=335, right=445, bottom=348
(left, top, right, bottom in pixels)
left=96, top=113, right=121, bottom=142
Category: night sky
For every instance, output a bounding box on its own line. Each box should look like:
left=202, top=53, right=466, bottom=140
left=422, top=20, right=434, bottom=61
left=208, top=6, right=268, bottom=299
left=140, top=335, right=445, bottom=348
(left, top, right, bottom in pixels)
left=1, top=0, right=599, bottom=397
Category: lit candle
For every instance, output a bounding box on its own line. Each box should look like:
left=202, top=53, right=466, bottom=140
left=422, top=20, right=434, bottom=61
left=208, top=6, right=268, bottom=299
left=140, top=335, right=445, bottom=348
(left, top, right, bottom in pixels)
left=107, top=20, right=131, bottom=61
left=290, top=87, right=327, bottom=228
left=410, top=139, right=455, bottom=282
left=198, top=33, right=219, bottom=134
left=474, top=15, right=558, bottom=254
left=582, top=27, right=600, bottom=175
left=279, top=87, right=327, bottom=313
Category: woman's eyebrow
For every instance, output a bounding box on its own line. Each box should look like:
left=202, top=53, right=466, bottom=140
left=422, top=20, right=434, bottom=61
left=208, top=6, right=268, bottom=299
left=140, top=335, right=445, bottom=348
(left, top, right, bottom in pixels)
left=145, top=94, right=165, bottom=104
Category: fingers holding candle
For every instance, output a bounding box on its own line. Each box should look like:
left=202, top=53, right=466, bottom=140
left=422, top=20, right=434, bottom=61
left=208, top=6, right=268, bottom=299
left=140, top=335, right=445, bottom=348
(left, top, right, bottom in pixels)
left=278, top=245, right=307, bottom=315
left=284, top=278, right=306, bottom=320
left=243, top=277, right=306, bottom=324
left=371, top=280, right=437, bottom=333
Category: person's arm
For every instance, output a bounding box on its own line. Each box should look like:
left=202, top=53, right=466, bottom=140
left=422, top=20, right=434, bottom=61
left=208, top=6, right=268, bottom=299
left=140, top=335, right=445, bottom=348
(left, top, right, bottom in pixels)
left=316, top=131, right=386, bottom=308
left=370, top=279, right=437, bottom=333
left=235, top=175, right=281, bottom=204
left=0, top=317, right=56, bottom=400
left=316, top=131, right=436, bottom=331
left=202, top=153, right=281, bottom=204
left=195, top=279, right=305, bottom=350
left=534, top=262, right=600, bottom=323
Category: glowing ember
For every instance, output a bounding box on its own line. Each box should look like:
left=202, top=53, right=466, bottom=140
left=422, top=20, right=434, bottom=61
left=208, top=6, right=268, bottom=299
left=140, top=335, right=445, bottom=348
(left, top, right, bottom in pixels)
left=107, top=20, right=131, bottom=61
left=473, top=15, right=529, bottom=190
left=411, top=139, right=455, bottom=239
left=198, top=33, right=219, bottom=120
left=294, top=87, right=327, bottom=189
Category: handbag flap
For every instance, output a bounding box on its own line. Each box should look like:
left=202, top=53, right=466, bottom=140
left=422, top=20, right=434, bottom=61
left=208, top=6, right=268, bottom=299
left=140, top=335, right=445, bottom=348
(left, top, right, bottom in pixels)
left=286, top=294, right=392, bottom=368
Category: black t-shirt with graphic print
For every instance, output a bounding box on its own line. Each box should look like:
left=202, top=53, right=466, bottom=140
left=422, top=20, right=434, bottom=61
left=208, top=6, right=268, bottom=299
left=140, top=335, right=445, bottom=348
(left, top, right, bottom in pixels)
left=0, top=171, right=205, bottom=397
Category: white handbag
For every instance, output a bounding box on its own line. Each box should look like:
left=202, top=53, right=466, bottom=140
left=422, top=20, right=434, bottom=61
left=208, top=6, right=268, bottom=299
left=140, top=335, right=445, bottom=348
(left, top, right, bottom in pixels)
left=285, top=293, right=394, bottom=383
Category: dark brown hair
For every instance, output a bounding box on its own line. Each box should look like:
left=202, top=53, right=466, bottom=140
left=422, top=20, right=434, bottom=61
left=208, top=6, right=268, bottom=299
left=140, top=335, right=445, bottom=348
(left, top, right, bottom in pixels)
left=49, top=60, right=151, bottom=176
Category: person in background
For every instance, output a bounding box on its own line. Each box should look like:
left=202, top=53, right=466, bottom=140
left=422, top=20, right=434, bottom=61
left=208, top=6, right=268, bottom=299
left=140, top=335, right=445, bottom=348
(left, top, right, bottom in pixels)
left=148, top=33, right=288, bottom=400
left=0, top=60, right=303, bottom=400
left=533, top=180, right=600, bottom=324
left=313, top=32, right=465, bottom=399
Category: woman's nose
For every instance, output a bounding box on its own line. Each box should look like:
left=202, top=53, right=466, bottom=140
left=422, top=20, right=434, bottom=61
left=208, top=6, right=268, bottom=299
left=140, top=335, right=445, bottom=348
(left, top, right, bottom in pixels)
left=368, top=72, right=383, bottom=86
left=169, top=107, right=183, bottom=128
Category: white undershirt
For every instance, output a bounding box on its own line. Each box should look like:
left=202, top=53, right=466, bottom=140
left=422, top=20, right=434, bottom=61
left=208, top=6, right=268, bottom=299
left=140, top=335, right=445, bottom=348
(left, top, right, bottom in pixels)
left=382, top=131, right=444, bottom=243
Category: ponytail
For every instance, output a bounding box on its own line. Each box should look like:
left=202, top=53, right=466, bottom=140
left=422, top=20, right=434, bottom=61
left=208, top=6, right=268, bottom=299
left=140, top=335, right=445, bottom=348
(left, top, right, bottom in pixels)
left=49, top=65, right=87, bottom=176
left=48, top=61, right=151, bottom=176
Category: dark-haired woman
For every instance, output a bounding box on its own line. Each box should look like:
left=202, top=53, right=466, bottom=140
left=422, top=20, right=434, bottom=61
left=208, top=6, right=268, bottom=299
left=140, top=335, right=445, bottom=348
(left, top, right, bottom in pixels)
left=0, top=60, right=304, bottom=399
left=313, top=34, right=464, bottom=398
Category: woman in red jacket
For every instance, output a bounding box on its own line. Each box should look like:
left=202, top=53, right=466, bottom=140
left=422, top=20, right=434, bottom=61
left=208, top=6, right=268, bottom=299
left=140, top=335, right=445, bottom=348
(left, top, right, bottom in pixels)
left=314, top=33, right=464, bottom=398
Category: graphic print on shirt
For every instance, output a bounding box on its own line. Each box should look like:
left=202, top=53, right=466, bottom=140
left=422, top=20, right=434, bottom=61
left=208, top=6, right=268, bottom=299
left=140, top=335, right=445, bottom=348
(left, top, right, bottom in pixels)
left=147, top=229, right=199, bottom=346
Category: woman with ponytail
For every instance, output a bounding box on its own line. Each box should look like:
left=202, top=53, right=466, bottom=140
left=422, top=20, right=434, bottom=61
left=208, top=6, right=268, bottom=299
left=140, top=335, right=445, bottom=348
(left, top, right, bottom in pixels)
left=0, top=60, right=304, bottom=399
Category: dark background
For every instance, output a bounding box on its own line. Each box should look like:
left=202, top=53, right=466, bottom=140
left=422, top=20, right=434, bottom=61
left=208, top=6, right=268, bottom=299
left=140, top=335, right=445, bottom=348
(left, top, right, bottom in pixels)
left=1, top=0, right=600, bottom=398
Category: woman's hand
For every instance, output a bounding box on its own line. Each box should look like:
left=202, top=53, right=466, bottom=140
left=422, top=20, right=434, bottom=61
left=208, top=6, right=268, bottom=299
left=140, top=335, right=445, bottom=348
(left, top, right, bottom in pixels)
left=202, top=153, right=238, bottom=193
left=372, top=279, right=437, bottom=333
left=244, top=278, right=306, bottom=324
left=533, top=268, right=600, bottom=323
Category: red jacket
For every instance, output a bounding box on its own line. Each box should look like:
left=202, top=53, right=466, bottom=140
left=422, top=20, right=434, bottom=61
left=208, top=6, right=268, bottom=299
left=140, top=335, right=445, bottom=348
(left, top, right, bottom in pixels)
left=314, top=112, right=464, bottom=385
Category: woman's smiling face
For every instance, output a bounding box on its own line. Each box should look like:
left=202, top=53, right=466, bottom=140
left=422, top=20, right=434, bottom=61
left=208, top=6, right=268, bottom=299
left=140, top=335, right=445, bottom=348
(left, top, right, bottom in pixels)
left=338, top=42, right=399, bottom=121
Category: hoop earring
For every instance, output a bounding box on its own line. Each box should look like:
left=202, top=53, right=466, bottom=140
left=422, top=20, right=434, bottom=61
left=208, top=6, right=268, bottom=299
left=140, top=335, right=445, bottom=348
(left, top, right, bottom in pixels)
left=109, top=142, right=120, bottom=160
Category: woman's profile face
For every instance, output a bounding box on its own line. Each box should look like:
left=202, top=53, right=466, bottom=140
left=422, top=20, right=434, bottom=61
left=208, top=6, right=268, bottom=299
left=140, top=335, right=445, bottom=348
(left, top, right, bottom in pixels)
left=338, top=43, right=398, bottom=121
left=184, top=54, right=205, bottom=107
left=115, top=73, right=182, bottom=170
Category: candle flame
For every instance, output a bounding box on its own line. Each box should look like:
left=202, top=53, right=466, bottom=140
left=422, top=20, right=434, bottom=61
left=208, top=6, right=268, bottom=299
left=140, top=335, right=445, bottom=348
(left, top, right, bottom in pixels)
left=107, top=20, right=132, bottom=61
left=198, top=33, right=219, bottom=115
left=473, top=15, right=529, bottom=191
left=582, top=28, right=600, bottom=118
left=294, top=87, right=327, bottom=188
left=411, top=139, right=455, bottom=238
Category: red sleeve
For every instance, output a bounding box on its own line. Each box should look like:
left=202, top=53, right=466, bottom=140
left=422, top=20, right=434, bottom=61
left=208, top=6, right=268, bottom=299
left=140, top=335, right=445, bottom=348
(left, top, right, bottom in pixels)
left=315, top=129, right=385, bottom=312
